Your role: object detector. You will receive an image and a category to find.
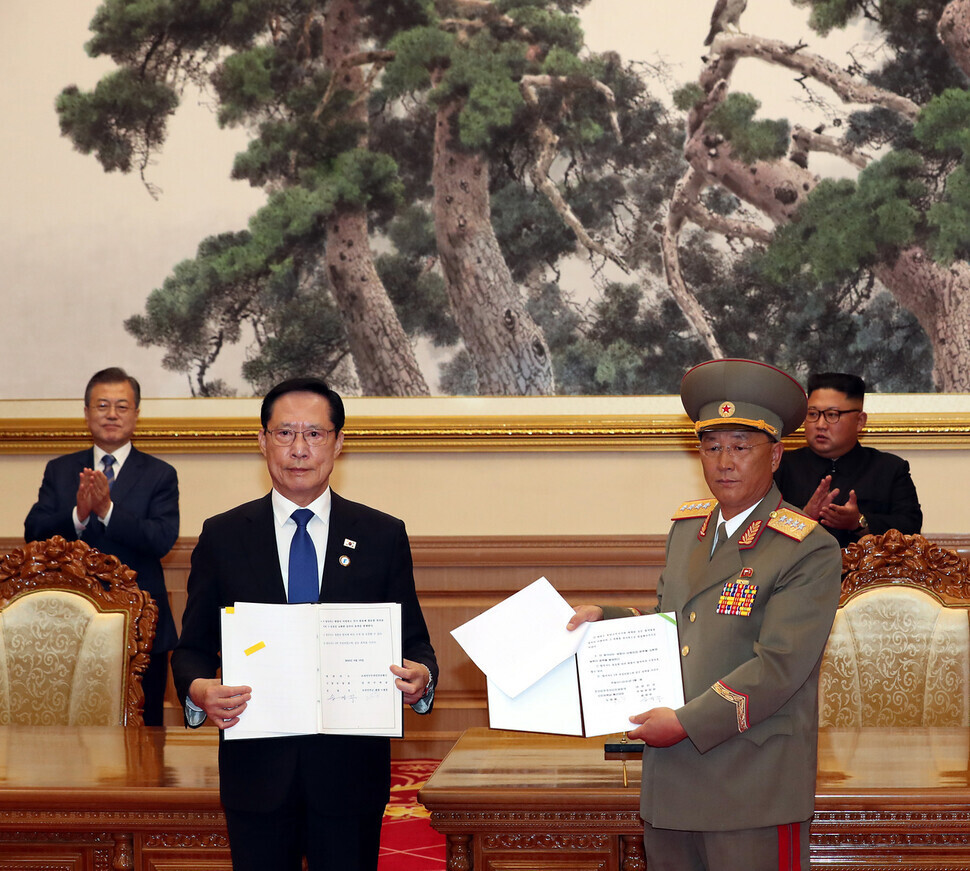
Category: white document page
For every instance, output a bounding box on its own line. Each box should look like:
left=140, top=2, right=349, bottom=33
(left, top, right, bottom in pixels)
left=576, top=612, right=685, bottom=737
left=486, top=658, right=584, bottom=736
left=221, top=602, right=320, bottom=740
left=220, top=601, right=403, bottom=740
left=317, top=602, right=402, bottom=737
left=450, top=577, right=588, bottom=698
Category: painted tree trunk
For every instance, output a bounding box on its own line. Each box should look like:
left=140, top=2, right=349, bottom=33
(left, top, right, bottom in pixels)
left=939, top=0, right=970, bottom=77
left=875, top=249, right=970, bottom=391
left=322, top=0, right=429, bottom=395
left=432, top=95, right=554, bottom=394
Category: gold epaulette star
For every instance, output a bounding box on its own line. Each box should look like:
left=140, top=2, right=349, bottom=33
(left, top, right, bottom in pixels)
left=672, top=499, right=717, bottom=521
left=767, top=508, right=817, bottom=541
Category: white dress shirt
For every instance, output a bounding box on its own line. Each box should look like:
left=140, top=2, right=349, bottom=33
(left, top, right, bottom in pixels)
left=711, top=497, right=763, bottom=555
left=270, top=488, right=331, bottom=601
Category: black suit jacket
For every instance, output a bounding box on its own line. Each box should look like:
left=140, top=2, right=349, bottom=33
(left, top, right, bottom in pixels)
left=24, top=446, right=180, bottom=650
left=775, top=443, right=922, bottom=548
left=171, top=491, right=437, bottom=815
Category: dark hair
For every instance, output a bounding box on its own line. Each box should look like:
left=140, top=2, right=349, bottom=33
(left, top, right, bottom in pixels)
left=84, top=367, right=141, bottom=407
left=260, top=377, right=345, bottom=432
left=807, top=372, right=865, bottom=401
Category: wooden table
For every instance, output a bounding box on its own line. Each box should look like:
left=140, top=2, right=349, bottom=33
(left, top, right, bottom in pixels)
left=0, top=725, right=228, bottom=870
left=419, top=726, right=970, bottom=871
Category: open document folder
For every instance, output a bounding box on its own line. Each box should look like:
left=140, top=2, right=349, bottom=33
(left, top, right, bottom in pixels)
left=451, top=577, right=684, bottom=737
left=220, top=601, right=402, bottom=741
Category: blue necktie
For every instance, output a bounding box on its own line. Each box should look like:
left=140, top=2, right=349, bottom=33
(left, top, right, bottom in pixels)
left=101, top=455, right=115, bottom=490
left=288, top=509, right=319, bottom=603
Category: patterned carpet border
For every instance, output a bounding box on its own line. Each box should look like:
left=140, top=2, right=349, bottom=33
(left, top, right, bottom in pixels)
left=384, top=759, right=439, bottom=821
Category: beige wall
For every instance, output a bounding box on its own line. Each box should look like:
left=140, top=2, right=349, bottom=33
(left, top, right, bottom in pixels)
left=316, top=445, right=959, bottom=537
left=4, top=394, right=966, bottom=539
left=4, top=440, right=965, bottom=541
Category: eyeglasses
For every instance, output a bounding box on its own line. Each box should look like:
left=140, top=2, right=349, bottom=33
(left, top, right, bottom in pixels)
left=697, top=441, right=773, bottom=458
left=88, top=402, right=134, bottom=415
left=805, top=408, right=862, bottom=424
left=265, top=427, right=336, bottom=447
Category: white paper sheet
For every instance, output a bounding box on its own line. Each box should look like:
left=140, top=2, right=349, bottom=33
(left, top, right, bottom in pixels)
left=220, top=601, right=402, bottom=740
left=317, top=603, right=402, bottom=735
left=576, top=613, right=685, bottom=737
left=221, top=603, right=319, bottom=739
left=450, top=577, right=588, bottom=698
left=486, top=659, right=584, bottom=736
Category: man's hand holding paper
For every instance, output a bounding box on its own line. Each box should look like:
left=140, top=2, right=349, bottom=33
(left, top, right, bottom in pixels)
left=566, top=604, right=604, bottom=631
left=391, top=659, right=431, bottom=705
left=627, top=706, right=688, bottom=747
left=189, top=677, right=252, bottom=730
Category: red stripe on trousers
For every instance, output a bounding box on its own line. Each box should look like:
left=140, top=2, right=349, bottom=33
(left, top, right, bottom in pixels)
left=777, top=823, right=800, bottom=871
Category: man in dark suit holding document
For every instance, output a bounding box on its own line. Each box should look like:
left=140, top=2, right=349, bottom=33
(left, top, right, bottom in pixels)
left=172, top=377, right=437, bottom=871
left=569, top=359, right=841, bottom=871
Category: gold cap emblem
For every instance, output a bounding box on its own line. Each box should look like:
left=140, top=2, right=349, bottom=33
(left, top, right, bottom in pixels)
left=718, top=401, right=736, bottom=418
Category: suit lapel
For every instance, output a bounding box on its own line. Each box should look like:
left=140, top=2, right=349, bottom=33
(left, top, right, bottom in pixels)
left=685, top=530, right=715, bottom=599
left=685, top=509, right=742, bottom=602
left=110, top=445, right=142, bottom=503
left=322, top=492, right=358, bottom=601
left=74, top=449, right=94, bottom=475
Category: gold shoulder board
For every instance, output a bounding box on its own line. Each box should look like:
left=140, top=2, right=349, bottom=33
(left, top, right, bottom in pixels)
left=672, top=499, right=717, bottom=521
left=767, top=508, right=817, bottom=541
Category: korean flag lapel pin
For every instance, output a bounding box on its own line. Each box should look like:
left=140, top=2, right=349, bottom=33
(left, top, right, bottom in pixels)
left=339, top=538, right=356, bottom=568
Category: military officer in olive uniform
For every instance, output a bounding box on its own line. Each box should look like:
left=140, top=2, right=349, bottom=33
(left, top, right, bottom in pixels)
left=569, top=359, right=842, bottom=871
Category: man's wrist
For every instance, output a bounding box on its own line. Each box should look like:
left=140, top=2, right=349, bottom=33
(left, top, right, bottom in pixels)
left=420, top=664, right=434, bottom=698
left=856, top=513, right=869, bottom=532
left=73, top=506, right=89, bottom=533
left=184, top=696, right=207, bottom=727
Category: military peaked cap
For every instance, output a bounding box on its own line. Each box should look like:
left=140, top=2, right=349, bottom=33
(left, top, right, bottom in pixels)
left=681, top=358, right=807, bottom=441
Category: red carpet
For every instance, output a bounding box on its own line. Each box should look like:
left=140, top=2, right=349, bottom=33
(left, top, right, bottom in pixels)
left=380, top=760, right=445, bottom=870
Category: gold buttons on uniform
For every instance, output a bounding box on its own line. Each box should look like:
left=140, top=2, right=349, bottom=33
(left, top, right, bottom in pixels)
left=689, top=612, right=697, bottom=622
left=682, top=645, right=690, bottom=656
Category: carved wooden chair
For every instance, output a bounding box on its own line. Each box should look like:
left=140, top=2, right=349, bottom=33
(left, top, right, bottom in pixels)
left=819, top=530, right=970, bottom=727
left=0, top=536, right=158, bottom=726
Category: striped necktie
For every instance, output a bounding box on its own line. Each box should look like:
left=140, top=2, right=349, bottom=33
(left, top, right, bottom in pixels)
left=101, top=455, right=115, bottom=490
